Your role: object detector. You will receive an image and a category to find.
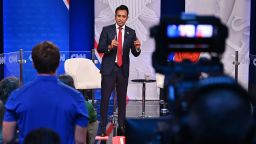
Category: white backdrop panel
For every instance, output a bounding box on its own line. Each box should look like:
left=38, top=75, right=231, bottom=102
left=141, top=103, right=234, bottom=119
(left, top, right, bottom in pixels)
left=95, top=0, right=161, bottom=100
left=186, top=0, right=251, bottom=88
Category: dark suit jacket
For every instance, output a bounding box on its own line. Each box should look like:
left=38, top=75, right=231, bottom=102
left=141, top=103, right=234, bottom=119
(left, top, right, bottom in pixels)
left=97, top=24, right=141, bottom=78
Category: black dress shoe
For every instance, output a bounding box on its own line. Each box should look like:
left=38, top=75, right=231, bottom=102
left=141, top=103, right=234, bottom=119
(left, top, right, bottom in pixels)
left=117, top=126, right=125, bottom=136
left=100, top=126, right=106, bottom=137
left=101, top=132, right=107, bottom=137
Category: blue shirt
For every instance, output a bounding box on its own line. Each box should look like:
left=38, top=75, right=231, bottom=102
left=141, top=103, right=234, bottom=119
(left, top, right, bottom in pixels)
left=4, top=76, right=88, bottom=144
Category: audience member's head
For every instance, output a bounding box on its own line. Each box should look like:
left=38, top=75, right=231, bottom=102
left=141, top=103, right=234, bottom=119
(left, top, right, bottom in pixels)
left=58, top=74, right=75, bottom=88
left=0, top=76, right=19, bottom=104
left=24, top=128, right=61, bottom=144
left=32, top=41, right=60, bottom=74
left=0, top=76, right=19, bottom=127
left=186, top=77, right=253, bottom=144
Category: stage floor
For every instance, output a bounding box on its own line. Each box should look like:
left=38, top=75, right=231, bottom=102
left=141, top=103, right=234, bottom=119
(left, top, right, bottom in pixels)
left=126, top=100, right=161, bottom=118
left=94, top=100, right=163, bottom=143
left=94, top=100, right=161, bottom=120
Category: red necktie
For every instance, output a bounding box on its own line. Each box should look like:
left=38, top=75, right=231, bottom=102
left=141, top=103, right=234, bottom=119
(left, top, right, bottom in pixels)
left=117, top=27, right=123, bottom=67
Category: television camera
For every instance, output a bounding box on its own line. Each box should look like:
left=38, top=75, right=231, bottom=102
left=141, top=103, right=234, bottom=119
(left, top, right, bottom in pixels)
left=150, top=13, right=228, bottom=115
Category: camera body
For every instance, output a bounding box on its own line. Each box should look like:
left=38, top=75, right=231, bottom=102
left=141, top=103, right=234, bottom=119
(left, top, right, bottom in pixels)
left=150, top=14, right=228, bottom=115
left=151, top=14, right=228, bottom=53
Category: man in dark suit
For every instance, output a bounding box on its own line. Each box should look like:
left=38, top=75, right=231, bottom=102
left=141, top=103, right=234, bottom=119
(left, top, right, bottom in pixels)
left=97, top=5, right=141, bottom=136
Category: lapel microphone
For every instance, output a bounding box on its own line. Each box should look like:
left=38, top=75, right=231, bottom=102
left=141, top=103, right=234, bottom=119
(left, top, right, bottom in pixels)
left=125, top=31, right=129, bottom=38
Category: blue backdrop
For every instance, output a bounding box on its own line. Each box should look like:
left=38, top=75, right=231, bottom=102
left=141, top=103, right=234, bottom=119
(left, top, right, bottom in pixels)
left=3, top=0, right=69, bottom=82
left=3, top=0, right=95, bottom=83
left=0, top=1, right=3, bottom=79
left=69, top=0, right=94, bottom=52
left=4, top=0, right=69, bottom=52
left=3, top=0, right=184, bottom=84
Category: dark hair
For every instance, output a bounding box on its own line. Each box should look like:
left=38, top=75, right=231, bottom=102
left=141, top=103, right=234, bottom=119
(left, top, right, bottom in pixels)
left=115, top=5, right=129, bottom=15
left=32, top=41, right=60, bottom=74
left=58, top=74, right=75, bottom=88
left=0, top=76, right=19, bottom=104
left=0, top=76, right=19, bottom=127
left=24, top=128, right=61, bottom=144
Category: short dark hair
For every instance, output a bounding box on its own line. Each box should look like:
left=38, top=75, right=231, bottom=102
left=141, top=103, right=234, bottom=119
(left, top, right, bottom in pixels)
left=58, top=74, right=75, bottom=88
left=32, top=41, right=60, bottom=74
left=115, top=5, right=129, bottom=15
left=24, top=128, right=61, bottom=144
left=0, top=76, right=19, bottom=127
left=0, top=76, right=19, bottom=104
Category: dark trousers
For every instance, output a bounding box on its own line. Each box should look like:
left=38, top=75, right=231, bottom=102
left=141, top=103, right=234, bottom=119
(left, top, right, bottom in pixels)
left=100, top=65, right=128, bottom=132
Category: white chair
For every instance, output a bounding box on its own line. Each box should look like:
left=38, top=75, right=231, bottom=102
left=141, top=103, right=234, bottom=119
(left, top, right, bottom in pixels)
left=64, top=58, right=101, bottom=104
